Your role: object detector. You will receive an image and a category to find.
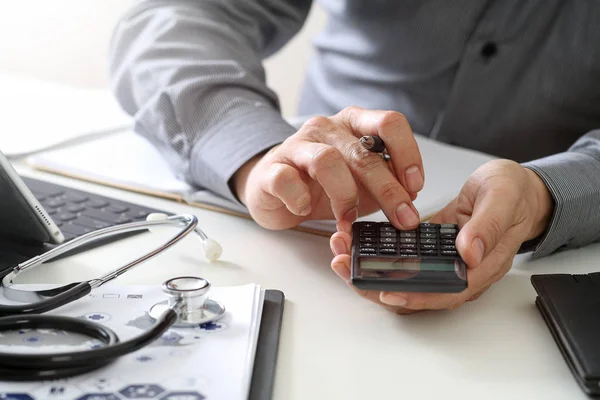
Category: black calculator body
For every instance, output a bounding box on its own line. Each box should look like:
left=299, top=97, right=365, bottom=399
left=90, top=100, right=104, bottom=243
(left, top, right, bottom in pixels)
left=351, top=222, right=468, bottom=293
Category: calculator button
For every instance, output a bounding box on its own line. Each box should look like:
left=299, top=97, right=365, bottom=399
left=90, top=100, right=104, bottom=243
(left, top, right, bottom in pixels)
left=400, top=248, right=417, bottom=255
left=419, top=227, right=437, bottom=233
left=380, top=226, right=396, bottom=232
left=380, top=231, right=397, bottom=238
left=440, top=224, right=458, bottom=229
left=441, top=250, right=458, bottom=256
left=440, top=228, right=457, bottom=234
left=420, top=244, right=437, bottom=250
left=441, top=233, right=456, bottom=239
left=441, top=239, right=455, bottom=244
left=379, top=237, right=396, bottom=243
left=400, top=231, right=416, bottom=238
left=360, top=237, right=376, bottom=243
left=359, top=247, right=376, bottom=253
left=400, top=243, right=416, bottom=249
left=400, top=238, right=417, bottom=244
left=420, top=249, right=438, bottom=255
left=419, top=223, right=436, bottom=228
left=420, top=238, right=436, bottom=244
left=359, top=251, right=377, bottom=256
left=380, top=248, right=398, bottom=254
left=360, top=242, right=376, bottom=248
left=362, top=223, right=376, bottom=228
left=441, top=245, right=456, bottom=251
left=360, top=231, right=376, bottom=237
left=380, top=243, right=396, bottom=248
left=419, top=233, right=436, bottom=239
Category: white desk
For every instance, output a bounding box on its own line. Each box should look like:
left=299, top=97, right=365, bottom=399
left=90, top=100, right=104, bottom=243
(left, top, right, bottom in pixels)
left=10, top=165, right=594, bottom=400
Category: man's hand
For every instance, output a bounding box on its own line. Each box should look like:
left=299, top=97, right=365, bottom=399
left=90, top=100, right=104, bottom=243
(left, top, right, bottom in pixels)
left=233, top=106, right=425, bottom=230
left=329, top=159, right=554, bottom=313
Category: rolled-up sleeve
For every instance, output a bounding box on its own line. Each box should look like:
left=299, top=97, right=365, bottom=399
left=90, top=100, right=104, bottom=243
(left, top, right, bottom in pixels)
left=521, top=129, right=600, bottom=258
left=108, top=0, right=312, bottom=202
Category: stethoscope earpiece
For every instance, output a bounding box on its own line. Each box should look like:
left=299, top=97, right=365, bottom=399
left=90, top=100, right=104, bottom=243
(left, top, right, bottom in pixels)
left=146, top=213, right=222, bottom=261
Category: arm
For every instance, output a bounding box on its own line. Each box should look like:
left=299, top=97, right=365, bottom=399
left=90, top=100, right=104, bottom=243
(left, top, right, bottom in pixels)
left=522, top=129, right=600, bottom=257
left=108, top=0, right=313, bottom=202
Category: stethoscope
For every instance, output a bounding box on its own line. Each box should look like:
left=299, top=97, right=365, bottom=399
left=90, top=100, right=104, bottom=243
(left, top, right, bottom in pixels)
left=0, top=213, right=225, bottom=381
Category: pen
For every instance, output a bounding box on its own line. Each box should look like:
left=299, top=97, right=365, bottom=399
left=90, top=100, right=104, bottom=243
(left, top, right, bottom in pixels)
left=359, top=135, right=390, bottom=161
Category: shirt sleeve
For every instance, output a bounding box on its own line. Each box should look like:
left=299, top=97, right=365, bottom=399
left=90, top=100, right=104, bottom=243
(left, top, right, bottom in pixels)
left=520, top=129, right=600, bottom=258
left=108, top=0, right=313, bottom=202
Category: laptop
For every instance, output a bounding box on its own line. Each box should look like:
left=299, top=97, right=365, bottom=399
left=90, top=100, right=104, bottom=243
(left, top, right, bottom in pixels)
left=531, top=273, right=600, bottom=397
left=0, top=149, right=168, bottom=276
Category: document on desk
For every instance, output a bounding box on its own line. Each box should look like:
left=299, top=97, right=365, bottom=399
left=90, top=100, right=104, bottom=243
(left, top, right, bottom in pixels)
left=26, top=130, right=496, bottom=235
left=0, top=72, right=131, bottom=159
left=0, top=283, right=265, bottom=400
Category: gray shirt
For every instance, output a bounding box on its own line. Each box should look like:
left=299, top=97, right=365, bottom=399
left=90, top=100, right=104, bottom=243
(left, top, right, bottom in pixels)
left=109, top=0, right=600, bottom=258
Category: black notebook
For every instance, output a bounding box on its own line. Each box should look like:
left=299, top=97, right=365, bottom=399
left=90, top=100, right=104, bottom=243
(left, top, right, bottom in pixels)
left=531, top=273, right=600, bottom=397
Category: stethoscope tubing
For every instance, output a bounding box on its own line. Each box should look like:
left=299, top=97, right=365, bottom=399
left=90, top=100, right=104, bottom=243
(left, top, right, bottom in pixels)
left=0, top=306, right=178, bottom=381
left=0, top=282, right=92, bottom=317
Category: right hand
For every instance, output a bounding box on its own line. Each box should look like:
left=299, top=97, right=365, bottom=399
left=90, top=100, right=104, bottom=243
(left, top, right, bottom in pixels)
left=233, top=106, right=425, bottom=231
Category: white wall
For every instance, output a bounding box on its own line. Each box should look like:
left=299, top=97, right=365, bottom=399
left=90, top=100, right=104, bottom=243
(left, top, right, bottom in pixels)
left=0, top=1, right=325, bottom=118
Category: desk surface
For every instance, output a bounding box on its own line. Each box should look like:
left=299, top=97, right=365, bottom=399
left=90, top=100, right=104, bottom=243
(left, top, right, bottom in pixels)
left=10, top=165, right=593, bottom=400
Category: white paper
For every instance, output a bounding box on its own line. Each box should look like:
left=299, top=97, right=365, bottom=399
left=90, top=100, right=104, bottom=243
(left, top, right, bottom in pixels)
left=0, top=72, right=132, bottom=158
left=0, top=283, right=264, bottom=400
left=27, top=130, right=496, bottom=233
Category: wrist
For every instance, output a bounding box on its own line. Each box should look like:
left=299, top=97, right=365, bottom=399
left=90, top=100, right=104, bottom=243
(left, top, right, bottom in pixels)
left=232, top=153, right=263, bottom=205
left=524, top=167, right=554, bottom=241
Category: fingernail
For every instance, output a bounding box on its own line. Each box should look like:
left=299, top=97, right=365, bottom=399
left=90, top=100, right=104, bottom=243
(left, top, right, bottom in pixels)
left=472, top=238, right=484, bottom=265
left=405, top=166, right=424, bottom=192
left=396, top=203, right=419, bottom=228
left=381, top=293, right=407, bottom=307
left=331, top=238, right=347, bottom=256
left=343, top=207, right=358, bottom=223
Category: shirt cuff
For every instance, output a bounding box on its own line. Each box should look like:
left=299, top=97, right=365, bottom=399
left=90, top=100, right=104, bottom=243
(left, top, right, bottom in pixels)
left=521, top=151, right=600, bottom=258
left=189, top=107, right=296, bottom=204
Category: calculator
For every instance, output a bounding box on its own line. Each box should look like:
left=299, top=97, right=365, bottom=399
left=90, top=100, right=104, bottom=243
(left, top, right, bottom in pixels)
left=350, top=221, right=468, bottom=293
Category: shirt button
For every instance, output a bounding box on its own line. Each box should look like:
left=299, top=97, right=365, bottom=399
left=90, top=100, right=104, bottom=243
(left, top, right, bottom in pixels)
left=481, top=41, right=498, bottom=59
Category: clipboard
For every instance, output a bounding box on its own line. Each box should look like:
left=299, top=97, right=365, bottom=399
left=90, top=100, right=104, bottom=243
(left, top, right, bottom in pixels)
left=250, top=289, right=285, bottom=400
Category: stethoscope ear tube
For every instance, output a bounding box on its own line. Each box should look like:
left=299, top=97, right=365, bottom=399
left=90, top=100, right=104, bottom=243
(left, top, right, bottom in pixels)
left=0, top=308, right=178, bottom=381
left=0, top=282, right=92, bottom=317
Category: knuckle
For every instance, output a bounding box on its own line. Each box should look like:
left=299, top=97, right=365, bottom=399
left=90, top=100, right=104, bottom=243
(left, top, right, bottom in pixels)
left=311, top=146, right=344, bottom=174
left=378, top=181, right=402, bottom=202
left=348, top=144, right=381, bottom=172
left=302, top=115, right=331, bottom=131
left=377, top=111, right=409, bottom=130
left=486, top=215, right=504, bottom=244
left=269, top=165, right=296, bottom=194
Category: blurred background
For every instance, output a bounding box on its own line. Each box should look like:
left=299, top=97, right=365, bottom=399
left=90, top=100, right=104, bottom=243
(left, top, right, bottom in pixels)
left=0, top=0, right=326, bottom=119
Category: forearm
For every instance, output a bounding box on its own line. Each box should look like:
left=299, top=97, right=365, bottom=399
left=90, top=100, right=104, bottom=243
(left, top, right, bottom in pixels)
left=108, top=0, right=310, bottom=201
left=521, top=129, right=600, bottom=258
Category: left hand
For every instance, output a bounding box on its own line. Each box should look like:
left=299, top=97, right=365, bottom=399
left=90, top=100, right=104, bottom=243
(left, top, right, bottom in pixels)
left=329, top=159, right=554, bottom=314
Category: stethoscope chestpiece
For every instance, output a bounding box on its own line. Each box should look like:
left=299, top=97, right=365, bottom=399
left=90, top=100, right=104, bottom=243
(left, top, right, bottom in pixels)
left=149, top=276, right=225, bottom=328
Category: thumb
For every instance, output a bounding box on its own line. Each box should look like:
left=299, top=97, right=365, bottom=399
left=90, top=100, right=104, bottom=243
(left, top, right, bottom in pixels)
left=456, top=188, right=516, bottom=268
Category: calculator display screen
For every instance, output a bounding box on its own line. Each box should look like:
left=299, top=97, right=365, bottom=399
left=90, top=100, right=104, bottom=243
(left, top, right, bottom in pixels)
left=360, top=258, right=456, bottom=272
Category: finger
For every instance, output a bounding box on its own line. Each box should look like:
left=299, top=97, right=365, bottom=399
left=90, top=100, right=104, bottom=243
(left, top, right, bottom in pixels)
left=455, top=187, right=519, bottom=268
left=330, top=231, right=352, bottom=256
left=283, top=141, right=359, bottom=223
left=336, top=142, right=420, bottom=229
left=428, top=199, right=459, bottom=224
left=333, top=106, right=425, bottom=194
left=262, top=162, right=312, bottom=216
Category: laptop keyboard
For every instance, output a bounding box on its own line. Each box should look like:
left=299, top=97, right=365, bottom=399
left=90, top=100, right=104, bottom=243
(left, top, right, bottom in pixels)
left=22, top=177, right=168, bottom=243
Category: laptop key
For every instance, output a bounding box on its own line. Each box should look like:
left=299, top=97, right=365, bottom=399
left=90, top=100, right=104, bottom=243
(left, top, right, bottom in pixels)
left=87, top=199, right=109, bottom=209
left=72, top=216, right=111, bottom=230
left=64, top=194, right=89, bottom=203
left=106, top=205, right=129, bottom=214
left=82, top=208, right=132, bottom=224
left=58, top=213, right=77, bottom=222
